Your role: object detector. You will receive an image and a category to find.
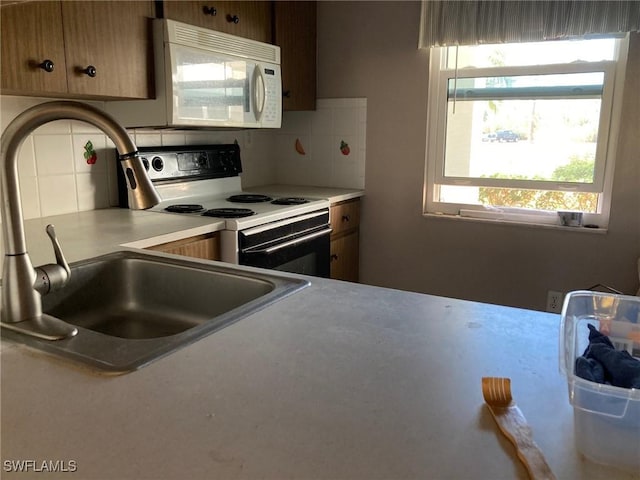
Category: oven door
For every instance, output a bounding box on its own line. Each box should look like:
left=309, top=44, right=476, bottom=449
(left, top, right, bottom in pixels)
left=238, top=210, right=331, bottom=277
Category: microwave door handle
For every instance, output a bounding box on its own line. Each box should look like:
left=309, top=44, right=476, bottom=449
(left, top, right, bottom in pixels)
left=253, top=67, right=266, bottom=122
left=243, top=228, right=332, bottom=255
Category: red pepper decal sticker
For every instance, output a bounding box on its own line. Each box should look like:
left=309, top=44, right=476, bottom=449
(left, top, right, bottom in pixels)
left=295, top=138, right=306, bottom=155
left=83, top=140, right=97, bottom=165
left=340, top=140, right=350, bottom=156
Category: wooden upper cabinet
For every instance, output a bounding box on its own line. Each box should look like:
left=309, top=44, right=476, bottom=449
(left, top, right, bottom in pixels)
left=0, top=0, right=154, bottom=99
left=1, top=1, right=68, bottom=95
left=61, top=1, right=154, bottom=99
left=163, top=1, right=273, bottom=44
left=274, top=1, right=316, bottom=111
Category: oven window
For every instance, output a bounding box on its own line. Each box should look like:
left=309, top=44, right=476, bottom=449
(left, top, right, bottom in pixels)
left=274, top=252, right=324, bottom=277
left=240, top=231, right=330, bottom=278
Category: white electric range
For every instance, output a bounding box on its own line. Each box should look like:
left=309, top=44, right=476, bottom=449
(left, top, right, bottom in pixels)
left=118, top=144, right=332, bottom=277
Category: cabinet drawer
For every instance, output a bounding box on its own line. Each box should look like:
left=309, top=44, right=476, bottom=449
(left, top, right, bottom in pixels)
left=146, top=233, right=220, bottom=260
left=330, top=199, right=360, bottom=236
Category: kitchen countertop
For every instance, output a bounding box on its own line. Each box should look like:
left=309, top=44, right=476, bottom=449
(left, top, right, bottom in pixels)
left=1, top=196, right=636, bottom=479
left=1, top=208, right=226, bottom=268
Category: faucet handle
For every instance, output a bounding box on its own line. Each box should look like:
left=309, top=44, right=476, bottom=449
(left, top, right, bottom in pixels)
left=45, top=224, right=70, bottom=276
left=34, top=224, right=71, bottom=295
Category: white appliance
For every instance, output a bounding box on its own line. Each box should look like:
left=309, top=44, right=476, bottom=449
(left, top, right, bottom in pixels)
left=117, top=145, right=332, bottom=277
left=105, top=19, right=281, bottom=129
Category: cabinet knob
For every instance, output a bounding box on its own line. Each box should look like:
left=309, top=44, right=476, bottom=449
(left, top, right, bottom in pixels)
left=282, top=90, right=291, bottom=98
left=81, top=65, right=97, bottom=78
left=202, top=6, right=217, bottom=16
left=342, top=215, right=350, bottom=222
left=38, top=59, right=55, bottom=72
left=227, top=14, right=240, bottom=24
left=330, top=254, right=339, bottom=261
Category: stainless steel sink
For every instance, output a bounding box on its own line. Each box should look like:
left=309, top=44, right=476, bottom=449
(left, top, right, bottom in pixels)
left=1, top=250, right=309, bottom=373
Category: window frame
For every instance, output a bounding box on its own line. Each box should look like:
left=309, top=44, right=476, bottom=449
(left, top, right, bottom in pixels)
left=423, top=36, right=630, bottom=229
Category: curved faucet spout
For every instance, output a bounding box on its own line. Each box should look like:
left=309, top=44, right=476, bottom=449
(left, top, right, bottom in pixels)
left=0, top=101, right=161, bottom=338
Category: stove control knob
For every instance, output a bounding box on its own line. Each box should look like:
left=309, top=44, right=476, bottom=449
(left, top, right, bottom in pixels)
left=152, top=156, right=164, bottom=172
left=219, top=154, right=229, bottom=171
left=140, top=157, right=150, bottom=171
left=197, top=154, right=208, bottom=168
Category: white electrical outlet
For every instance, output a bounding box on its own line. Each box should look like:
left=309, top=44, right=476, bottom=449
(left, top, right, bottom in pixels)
left=546, top=290, right=564, bottom=313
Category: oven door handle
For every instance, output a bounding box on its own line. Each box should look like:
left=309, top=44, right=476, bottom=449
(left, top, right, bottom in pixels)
left=242, top=228, right=332, bottom=255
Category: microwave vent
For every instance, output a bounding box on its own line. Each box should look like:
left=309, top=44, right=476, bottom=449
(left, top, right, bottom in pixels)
left=169, top=20, right=280, bottom=65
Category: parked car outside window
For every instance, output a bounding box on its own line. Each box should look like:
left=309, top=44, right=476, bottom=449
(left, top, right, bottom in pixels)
left=496, top=130, right=519, bottom=142
left=481, top=133, right=497, bottom=142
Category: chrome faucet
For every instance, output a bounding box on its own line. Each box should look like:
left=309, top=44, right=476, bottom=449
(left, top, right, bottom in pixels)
left=0, top=101, right=160, bottom=340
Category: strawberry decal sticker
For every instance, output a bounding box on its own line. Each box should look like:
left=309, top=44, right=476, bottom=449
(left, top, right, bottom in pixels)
left=83, top=140, right=97, bottom=165
left=340, top=140, right=350, bottom=156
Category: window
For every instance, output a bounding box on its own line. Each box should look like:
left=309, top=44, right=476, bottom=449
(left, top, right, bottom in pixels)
left=424, top=36, right=629, bottom=228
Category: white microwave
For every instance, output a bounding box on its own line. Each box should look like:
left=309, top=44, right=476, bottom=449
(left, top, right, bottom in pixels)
left=105, top=19, right=281, bottom=129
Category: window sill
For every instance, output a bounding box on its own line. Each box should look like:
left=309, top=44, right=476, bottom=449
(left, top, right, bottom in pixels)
left=423, top=212, right=608, bottom=234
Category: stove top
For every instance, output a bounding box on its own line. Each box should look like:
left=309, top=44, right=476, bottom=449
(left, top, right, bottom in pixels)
left=119, top=144, right=331, bottom=230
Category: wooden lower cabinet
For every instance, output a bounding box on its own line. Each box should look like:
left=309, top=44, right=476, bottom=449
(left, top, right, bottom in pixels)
left=330, top=230, right=359, bottom=283
left=330, top=198, right=361, bottom=282
left=145, top=233, right=220, bottom=260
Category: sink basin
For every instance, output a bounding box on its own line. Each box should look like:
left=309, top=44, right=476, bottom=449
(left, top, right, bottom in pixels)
left=2, top=250, right=309, bottom=373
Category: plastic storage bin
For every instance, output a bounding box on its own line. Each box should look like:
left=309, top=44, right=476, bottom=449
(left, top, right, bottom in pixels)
left=560, top=291, right=640, bottom=472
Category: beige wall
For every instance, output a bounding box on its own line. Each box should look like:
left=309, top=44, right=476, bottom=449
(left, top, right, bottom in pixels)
left=317, top=1, right=640, bottom=310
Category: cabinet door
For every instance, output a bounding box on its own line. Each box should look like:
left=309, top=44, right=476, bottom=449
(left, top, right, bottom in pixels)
left=0, top=1, right=68, bottom=95
left=274, top=1, right=316, bottom=111
left=146, top=233, right=221, bottom=260
left=330, top=230, right=359, bottom=282
left=61, top=0, right=154, bottom=99
left=163, top=1, right=273, bottom=43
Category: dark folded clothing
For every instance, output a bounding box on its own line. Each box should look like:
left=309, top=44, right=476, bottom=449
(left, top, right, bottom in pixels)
left=574, top=324, right=640, bottom=389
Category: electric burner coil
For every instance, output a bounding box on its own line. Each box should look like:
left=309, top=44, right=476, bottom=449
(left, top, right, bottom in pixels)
left=202, top=208, right=256, bottom=218
left=271, top=197, right=310, bottom=205
left=226, top=194, right=272, bottom=203
left=164, top=204, right=205, bottom=213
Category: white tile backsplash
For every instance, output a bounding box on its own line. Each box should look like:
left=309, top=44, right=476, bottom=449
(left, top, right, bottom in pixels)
left=70, top=120, right=103, bottom=135
left=17, top=136, right=37, bottom=177
left=0, top=95, right=366, bottom=223
left=38, top=175, right=78, bottom=217
left=34, top=135, right=75, bottom=175
left=72, top=134, right=107, bottom=174
left=76, top=173, right=110, bottom=211
left=18, top=176, right=41, bottom=220
left=133, top=131, right=162, bottom=147
left=273, top=98, right=367, bottom=189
